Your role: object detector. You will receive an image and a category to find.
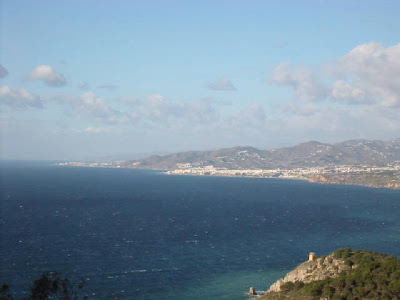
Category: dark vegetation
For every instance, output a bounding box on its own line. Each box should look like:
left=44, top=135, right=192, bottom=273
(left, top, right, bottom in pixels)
left=1, top=273, right=86, bottom=300
left=261, top=248, right=400, bottom=300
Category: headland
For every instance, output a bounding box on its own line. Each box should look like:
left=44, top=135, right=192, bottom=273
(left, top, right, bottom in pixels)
left=251, top=248, right=400, bottom=300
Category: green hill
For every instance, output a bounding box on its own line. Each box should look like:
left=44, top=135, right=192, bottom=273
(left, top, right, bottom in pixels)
left=259, top=248, right=400, bottom=300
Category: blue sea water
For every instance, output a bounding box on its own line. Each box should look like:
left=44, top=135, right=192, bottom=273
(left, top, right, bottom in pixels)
left=1, top=161, right=400, bottom=299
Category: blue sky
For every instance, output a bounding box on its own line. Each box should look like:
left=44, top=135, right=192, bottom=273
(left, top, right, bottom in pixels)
left=1, top=0, right=400, bottom=160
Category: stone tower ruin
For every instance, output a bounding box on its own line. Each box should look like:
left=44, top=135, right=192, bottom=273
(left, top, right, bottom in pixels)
left=308, top=252, right=316, bottom=261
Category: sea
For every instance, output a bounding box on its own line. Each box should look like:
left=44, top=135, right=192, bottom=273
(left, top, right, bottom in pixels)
left=1, top=160, right=400, bottom=299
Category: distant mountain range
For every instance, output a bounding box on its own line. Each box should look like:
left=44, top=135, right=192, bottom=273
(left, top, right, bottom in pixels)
left=120, top=139, right=400, bottom=170
left=91, top=151, right=169, bottom=162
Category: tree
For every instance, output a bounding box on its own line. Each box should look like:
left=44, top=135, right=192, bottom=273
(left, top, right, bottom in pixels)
left=0, top=284, right=13, bottom=300
left=29, top=273, right=86, bottom=300
left=1, top=273, right=86, bottom=300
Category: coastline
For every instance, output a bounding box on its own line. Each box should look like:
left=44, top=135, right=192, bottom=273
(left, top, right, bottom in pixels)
left=52, top=162, right=400, bottom=190
left=54, top=163, right=400, bottom=190
left=166, top=171, right=400, bottom=190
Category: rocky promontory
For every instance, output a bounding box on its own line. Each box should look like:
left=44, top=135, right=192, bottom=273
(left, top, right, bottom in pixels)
left=267, top=252, right=352, bottom=293
left=256, top=248, right=400, bottom=300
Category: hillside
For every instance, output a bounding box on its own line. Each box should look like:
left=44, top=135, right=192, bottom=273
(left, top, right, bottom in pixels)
left=256, top=248, right=400, bottom=300
left=307, top=172, right=400, bottom=189
left=120, top=139, right=400, bottom=170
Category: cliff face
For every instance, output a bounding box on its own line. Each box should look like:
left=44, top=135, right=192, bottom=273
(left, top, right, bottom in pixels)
left=268, top=254, right=351, bottom=293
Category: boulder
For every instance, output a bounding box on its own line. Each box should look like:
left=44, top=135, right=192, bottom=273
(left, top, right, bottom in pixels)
left=249, top=287, right=257, bottom=295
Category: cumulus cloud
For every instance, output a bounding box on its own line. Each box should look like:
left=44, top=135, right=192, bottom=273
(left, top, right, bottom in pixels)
left=128, top=95, right=220, bottom=126
left=268, top=43, right=400, bottom=143
left=277, top=102, right=400, bottom=142
left=0, top=65, right=8, bottom=78
left=75, top=92, right=120, bottom=123
left=50, top=92, right=224, bottom=127
left=271, top=42, right=400, bottom=107
left=206, top=78, right=236, bottom=91
left=0, top=86, right=42, bottom=108
left=330, top=80, right=373, bottom=104
left=29, top=65, right=66, bottom=86
left=51, top=92, right=121, bottom=123
left=271, top=63, right=327, bottom=102
left=337, top=42, right=400, bottom=107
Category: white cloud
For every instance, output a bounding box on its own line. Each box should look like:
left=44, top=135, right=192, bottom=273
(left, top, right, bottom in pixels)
left=271, top=63, right=327, bottom=102
left=43, top=91, right=262, bottom=135
left=29, top=65, right=66, bottom=86
left=277, top=103, right=400, bottom=142
left=0, top=65, right=8, bottom=78
left=206, top=78, right=236, bottom=91
left=49, top=92, right=223, bottom=127
left=330, top=80, right=372, bottom=104
left=51, top=92, right=121, bottom=123
left=0, top=85, right=42, bottom=108
left=270, top=42, right=400, bottom=142
left=337, top=42, right=400, bottom=107
left=76, top=92, right=120, bottom=123
left=272, top=42, right=400, bottom=107
left=127, top=95, right=220, bottom=126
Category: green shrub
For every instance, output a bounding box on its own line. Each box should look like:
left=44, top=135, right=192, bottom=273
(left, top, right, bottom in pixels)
left=281, top=281, right=295, bottom=291
left=333, top=247, right=352, bottom=260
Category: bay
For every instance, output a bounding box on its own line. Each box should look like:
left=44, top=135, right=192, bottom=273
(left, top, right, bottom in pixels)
left=1, top=161, right=399, bottom=299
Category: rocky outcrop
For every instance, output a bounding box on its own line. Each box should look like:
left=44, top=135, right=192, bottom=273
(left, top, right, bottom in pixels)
left=249, top=287, right=257, bottom=295
left=259, top=249, right=400, bottom=300
left=267, top=253, right=351, bottom=293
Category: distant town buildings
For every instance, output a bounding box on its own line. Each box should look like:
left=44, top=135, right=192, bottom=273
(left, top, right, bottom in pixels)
left=166, top=162, right=400, bottom=180
left=56, top=161, right=400, bottom=189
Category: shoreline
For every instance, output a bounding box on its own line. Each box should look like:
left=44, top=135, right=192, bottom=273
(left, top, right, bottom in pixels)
left=54, top=163, right=399, bottom=190
left=165, top=171, right=400, bottom=190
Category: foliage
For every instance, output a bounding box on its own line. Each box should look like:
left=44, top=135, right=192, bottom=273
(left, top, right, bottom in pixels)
left=281, top=280, right=305, bottom=291
left=1, top=273, right=86, bottom=300
left=1, top=284, right=13, bottom=300
left=262, top=248, right=400, bottom=300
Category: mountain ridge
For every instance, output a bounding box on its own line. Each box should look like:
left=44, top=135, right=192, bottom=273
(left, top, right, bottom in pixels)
left=120, top=138, right=400, bottom=170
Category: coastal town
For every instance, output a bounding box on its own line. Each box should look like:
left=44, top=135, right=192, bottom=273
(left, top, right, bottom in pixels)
left=57, top=161, right=400, bottom=189
left=167, top=163, right=400, bottom=189
left=169, top=163, right=400, bottom=189
left=167, top=162, right=400, bottom=177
